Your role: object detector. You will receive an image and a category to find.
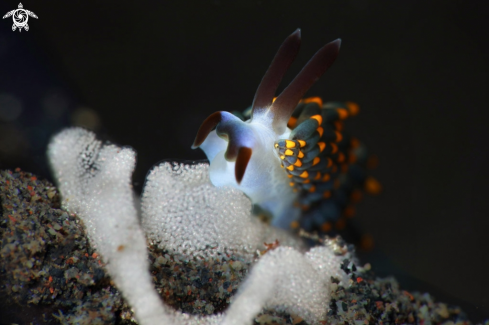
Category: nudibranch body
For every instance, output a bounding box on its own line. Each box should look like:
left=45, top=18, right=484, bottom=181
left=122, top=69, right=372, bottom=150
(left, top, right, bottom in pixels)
left=193, top=29, right=374, bottom=230
left=197, top=104, right=299, bottom=228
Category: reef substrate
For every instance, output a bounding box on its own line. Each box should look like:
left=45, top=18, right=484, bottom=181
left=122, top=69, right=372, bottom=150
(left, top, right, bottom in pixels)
left=0, top=169, right=477, bottom=324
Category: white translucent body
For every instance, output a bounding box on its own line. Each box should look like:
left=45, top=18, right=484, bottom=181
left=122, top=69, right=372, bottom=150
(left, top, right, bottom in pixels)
left=200, top=111, right=301, bottom=228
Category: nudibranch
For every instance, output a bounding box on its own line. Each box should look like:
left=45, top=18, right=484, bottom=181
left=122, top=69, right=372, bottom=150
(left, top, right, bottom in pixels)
left=193, top=29, right=377, bottom=230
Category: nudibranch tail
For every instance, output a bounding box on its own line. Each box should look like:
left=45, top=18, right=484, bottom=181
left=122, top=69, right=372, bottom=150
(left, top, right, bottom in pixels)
left=271, top=38, right=341, bottom=135
left=251, top=29, right=301, bottom=116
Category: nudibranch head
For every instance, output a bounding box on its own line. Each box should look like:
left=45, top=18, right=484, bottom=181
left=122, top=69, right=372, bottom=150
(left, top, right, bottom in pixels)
left=192, top=29, right=342, bottom=228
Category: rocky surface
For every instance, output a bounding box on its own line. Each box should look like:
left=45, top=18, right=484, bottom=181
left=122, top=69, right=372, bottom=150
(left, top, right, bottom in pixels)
left=0, top=169, right=483, bottom=324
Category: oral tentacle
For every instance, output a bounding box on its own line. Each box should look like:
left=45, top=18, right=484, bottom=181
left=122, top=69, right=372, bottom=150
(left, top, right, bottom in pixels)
left=191, top=111, right=223, bottom=149
left=235, top=147, right=253, bottom=184
left=193, top=110, right=254, bottom=160
left=193, top=111, right=256, bottom=183
left=215, top=112, right=255, bottom=162
left=199, top=130, right=227, bottom=163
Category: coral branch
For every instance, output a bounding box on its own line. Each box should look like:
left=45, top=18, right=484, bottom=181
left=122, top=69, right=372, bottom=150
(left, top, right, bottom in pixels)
left=47, top=128, right=351, bottom=325
left=48, top=128, right=171, bottom=324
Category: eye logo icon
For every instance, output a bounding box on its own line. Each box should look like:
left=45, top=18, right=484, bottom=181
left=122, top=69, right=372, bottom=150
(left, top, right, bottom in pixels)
left=3, top=3, right=38, bottom=32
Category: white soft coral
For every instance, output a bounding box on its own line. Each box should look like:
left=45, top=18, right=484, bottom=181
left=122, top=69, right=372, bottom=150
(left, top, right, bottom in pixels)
left=141, top=161, right=303, bottom=260
left=48, top=127, right=353, bottom=325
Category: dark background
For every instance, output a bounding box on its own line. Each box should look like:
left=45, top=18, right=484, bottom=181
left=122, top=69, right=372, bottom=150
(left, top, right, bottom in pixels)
left=0, top=0, right=488, bottom=322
